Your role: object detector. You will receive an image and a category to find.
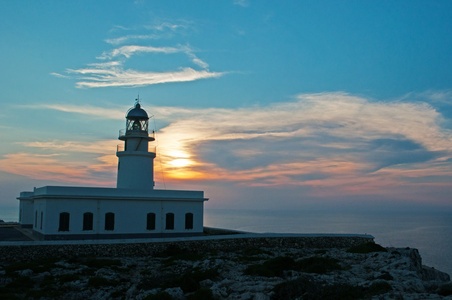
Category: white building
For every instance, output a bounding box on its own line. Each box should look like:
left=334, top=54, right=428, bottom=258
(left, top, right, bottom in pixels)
left=18, top=101, right=208, bottom=240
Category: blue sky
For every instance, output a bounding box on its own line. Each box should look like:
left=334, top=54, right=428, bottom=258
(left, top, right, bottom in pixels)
left=1, top=0, right=452, bottom=218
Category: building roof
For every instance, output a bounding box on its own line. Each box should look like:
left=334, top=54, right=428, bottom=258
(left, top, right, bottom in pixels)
left=18, top=186, right=207, bottom=202
left=126, top=103, right=148, bottom=119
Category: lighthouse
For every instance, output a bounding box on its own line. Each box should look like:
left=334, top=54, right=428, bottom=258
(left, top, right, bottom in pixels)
left=17, top=98, right=207, bottom=240
left=116, top=101, right=156, bottom=190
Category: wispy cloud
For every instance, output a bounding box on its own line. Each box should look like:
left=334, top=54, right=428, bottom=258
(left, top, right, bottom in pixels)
left=105, top=22, right=190, bottom=45
left=18, top=104, right=125, bottom=119
left=57, top=21, right=222, bottom=88
left=233, top=0, right=250, bottom=8
left=105, top=34, right=160, bottom=45
left=50, top=72, right=70, bottom=79
left=69, top=67, right=224, bottom=88
left=19, top=140, right=119, bottom=154
left=98, top=45, right=183, bottom=59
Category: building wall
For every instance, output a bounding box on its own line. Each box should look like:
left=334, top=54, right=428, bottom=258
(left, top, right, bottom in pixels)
left=32, top=199, right=46, bottom=233
left=35, top=198, right=204, bottom=238
left=19, top=199, right=34, bottom=228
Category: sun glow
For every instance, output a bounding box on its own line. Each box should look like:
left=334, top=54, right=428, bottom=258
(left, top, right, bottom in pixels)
left=169, top=158, right=193, bottom=167
left=167, top=150, right=190, bottom=158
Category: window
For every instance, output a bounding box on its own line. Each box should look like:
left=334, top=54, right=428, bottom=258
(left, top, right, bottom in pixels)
left=105, top=212, right=115, bottom=231
left=83, top=212, right=94, bottom=231
left=35, top=211, right=38, bottom=228
left=185, top=213, right=194, bottom=230
left=146, top=213, right=156, bottom=230
left=40, top=212, right=43, bottom=230
left=58, top=212, right=70, bottom=231
left=165, top=213, right=174, bottom=230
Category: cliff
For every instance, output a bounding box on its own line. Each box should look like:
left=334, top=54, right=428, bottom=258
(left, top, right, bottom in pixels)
left=0, top=234, right=451, bottom=299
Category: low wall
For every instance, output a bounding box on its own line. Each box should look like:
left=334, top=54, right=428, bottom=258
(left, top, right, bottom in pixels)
left=0, top=234, right=373, bottom=263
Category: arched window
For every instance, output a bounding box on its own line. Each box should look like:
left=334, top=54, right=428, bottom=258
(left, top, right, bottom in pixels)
left=105, top=212, right=115, bottom=231
left=185, top=213, right=194, bottom=230
left=165, top=213, right=174, bottom=230
left=58, top=212, right=70, bottom=231
left=83, top=212, right=94, bottom=231
left=146, top=213, right=156, bottom=230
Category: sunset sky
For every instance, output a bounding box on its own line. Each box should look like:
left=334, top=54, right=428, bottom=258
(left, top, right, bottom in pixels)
left=1, top=1, right=452, bottom=217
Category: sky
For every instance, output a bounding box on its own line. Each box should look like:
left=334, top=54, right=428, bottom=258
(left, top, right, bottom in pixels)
left=1, top=0, right=452, bottom=219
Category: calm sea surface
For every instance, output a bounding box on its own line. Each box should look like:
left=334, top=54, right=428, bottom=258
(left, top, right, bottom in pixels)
left=1, top=206, right=450, bottom=277
left=205, top=209, right=452, bottom=277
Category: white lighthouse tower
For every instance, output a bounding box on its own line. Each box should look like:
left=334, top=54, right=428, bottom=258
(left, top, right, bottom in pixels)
left=116, top=101, right=156, bottom=190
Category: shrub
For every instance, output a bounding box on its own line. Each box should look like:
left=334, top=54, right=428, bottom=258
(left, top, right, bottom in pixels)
left=367, top=281, right=392, bottom=296
left=272, top=277, right=366, bottom=300
left=347, top=242, right=387, bottom=254
left=5, top=258, right=57, bottom=275
left=172, top=268, right=219, bottom=293
left=26, top=288, right=63, bottom=299
left=376, top=271, right=393, bottom=280
left=138, top=274, right=173, bottom=291
left=87, top=276, right=119, bottom=288
left=191, top=268, right=220, bottom=282
left=144, top=291, right=173, bottom=300
left=39, top=274, right=57, bottom=289
left=238, top=248, right=273, bottom=262
left=179, top=275, right=200, bottom=293
left=0, top=290, right=21, bottom=300
left=84, top=258, right=122, bottom=268
left=245, top=256, right=296, bottom=277
left=110, top=288, right=128, bottom=298
left=187, top=288, right=215, bottom=300
left=156, top=244, right=185, bottom=257
left=57, top=273, right=80, bottom=283
left=438, top=282, right=452, bottom=296
left=272, top=276, right=314, bottom=299
left=296, top=256, right=342, bottom=274
left=6, top=276, right=34, bottom=290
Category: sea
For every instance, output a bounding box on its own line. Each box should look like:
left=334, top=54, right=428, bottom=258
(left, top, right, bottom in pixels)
left=204, top=208, right=452, bottom=277
left=1, top=206, right=451, bottom=277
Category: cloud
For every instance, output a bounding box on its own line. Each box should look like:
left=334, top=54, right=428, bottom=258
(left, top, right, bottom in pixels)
left=233, top=0, right=250, bottom=7
left=0, top=153, right=115, bottom=186
left=3, top=92, right=452, bottom=203
left=96, top=44, right=211, bottom=70
left=152, top=93, right=452, bottom=198
left=19, top=140, right=119, bottom=154
left=98, top=45, right=183, bottom=59
left=50, top=72, right=70, bottom=79
left=105, top=22, right=190, bottom=45
left=105, top=34, right=160, bottom=45
left=69, top=67, right=224, bottom=88
left=57, top=20, right=221, bottom=88
left=18, top=104, right=125, bottom=119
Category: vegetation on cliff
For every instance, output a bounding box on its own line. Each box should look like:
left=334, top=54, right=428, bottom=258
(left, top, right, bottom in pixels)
left=0, top=242, right=450, bottom=299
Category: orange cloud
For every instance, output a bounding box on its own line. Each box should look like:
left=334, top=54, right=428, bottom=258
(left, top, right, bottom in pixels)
left=0, top=153, right=115, bottom=186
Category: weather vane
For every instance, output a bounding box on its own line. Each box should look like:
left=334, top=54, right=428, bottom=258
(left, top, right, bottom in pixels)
left=135, top=94, right=140, bottom=104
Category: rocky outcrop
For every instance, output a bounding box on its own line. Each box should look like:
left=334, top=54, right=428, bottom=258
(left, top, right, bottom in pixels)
left=0, top=241, right=450, bottom=299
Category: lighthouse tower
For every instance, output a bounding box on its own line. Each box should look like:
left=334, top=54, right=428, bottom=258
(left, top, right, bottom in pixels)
left=116, top=101, right=156, bottom=190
